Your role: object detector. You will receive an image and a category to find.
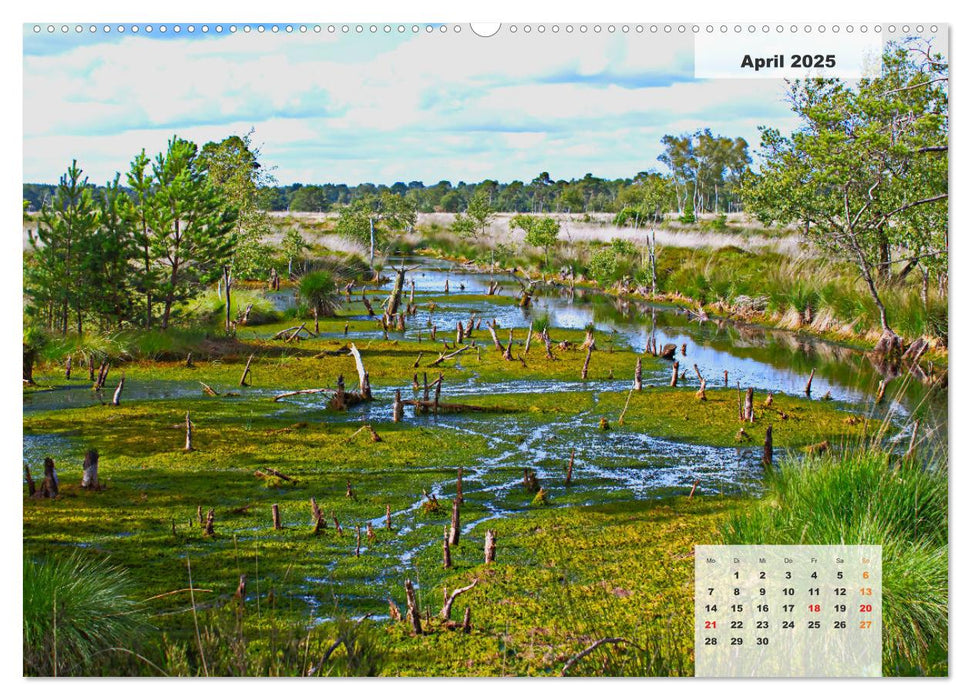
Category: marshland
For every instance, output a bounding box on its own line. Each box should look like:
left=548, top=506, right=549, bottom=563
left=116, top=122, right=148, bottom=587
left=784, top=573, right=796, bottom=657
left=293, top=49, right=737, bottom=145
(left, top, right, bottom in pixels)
left=22, top=42, right=948, bottom=677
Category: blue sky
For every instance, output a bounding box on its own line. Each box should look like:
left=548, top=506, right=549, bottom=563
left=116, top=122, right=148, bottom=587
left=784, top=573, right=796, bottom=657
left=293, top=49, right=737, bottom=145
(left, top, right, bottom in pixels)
left=23, top=24, right=801, bottom=186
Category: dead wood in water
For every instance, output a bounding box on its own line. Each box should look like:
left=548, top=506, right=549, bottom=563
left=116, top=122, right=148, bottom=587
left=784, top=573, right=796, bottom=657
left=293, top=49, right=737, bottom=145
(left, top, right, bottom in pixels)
left=200, top=382, right=220, bottom=397
left=504, top=329, right=515, bottom=361
left=670, top=361, right=679, bottom=387
left=456, top=467, right=464, bottom=504
left=385, top=504, right=392, bottom=530
left=348, top=344, right=372, bottom=400
left=875, top=379, right=887, bottom=404
left=392, top=389, right=404, bottom=422
left=762, top=426, right=773, bottom=468
left=401, top=399, right=513, bottom=414
left=689, top=479, right=700, bottom=498
left=634, top=358, right=642, bottom=391
left=566, top=449, right=575, bottom=486
left=724, top=369, right=729, bottom=387
left=273, top=387, right=333, bottom=402
left=311, top=497, right=323, bottom=523
left=696, top=378, right=707, bottom=401
left=272, top=504, right=282, bottom=530
left=804, top=368, right=816, bottom=397
left=272, top=325, right=304, bottom=340
left=486, top=321, right=507, bottom=356
left=659, top=344, right=677, bottom=360
left=111, top=374, right=125, bottom=406
left=204, top=508, right=215, bottom=536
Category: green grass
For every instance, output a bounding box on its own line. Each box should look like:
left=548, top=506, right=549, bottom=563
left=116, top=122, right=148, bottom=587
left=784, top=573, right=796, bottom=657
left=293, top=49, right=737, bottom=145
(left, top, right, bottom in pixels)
left=24, top=551, right=149, bottom=676
left=721, top=449, right=948, bottom=676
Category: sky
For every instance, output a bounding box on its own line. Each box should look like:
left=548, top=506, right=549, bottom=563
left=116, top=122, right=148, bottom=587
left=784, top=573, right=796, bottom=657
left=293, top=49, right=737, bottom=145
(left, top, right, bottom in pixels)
left=22, top=23, right=844, bottom=186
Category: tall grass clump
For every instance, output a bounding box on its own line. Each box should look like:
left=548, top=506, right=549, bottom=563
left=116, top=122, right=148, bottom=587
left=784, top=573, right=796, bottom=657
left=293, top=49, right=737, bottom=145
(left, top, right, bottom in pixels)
left=722, top=450, right=948, bottom=675
left=24, top=551, right=147, bottom=676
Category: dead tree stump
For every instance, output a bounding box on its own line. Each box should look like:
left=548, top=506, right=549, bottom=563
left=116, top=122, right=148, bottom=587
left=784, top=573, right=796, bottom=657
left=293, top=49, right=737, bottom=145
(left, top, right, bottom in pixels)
left=441, top=579, right=478, bottom=620
left=462, top=606, right=472, bottom=633
left=311, top=496, right=323, bottom=524
left=272, top=503, right=282, bottom=530
left=404, top=579, right=422, bottom=635
left=38, top=458, right=59, bottom=498
left=111, top=374, right=125, bottom=406
left=393, top=389, right=403, bottom=422
left=367, top=522, right=375, bottom=544
left=456, top=467, right=464, bottom=504
left=386, top=504, right=392, bottom=530
left=762, top=426, right=773, bottom=468
left=743, top=388, right=755, bottom=422
left=197, top=505, right=204, bottom=526
left=875, top=379, right=887, bottom=404
left=670, top=361, right=679, bottom=387
left=443, top=525, right=452, bottom=569
left=724, top=369, right=729, bottom=387
left=566, top=449, right=575, bottom=486
left=634, top=358, right=642, bottom=390
left=204, top=508, right=215, bottom=536
left=184, top=412, right=194, bottom=451
left=696, top=378, right=707, bottom=401
left=484, top=529, right=497, bottom=564
left=524, top=321, right=533, bottom=355
left=240, top=354, right=254, bottom=386
left=81, top=449, right=100, bottom=490
left=24, top=465, right=36, bottom=496
left=355, top=526, right=362, bottom=556
left=449, top=498, right=461, bottom=545
left=581, top=346, right=592, bottom=379
left=805, top=368, right=816, bottom=397
left=65, top=356, right=72, bottom=380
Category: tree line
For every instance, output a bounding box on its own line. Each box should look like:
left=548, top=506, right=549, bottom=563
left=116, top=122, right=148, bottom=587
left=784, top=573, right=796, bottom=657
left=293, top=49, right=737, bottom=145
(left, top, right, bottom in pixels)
left=26, top=132, right=753, bottom=217
left=25, top=134, right=273, bottom=334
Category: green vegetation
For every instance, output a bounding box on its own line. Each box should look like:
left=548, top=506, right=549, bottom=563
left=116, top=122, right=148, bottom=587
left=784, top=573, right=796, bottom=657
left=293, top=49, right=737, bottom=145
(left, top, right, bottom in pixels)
left=722, top=450, right=948, bottom=675
left=24, top=551, right=148, bottom=676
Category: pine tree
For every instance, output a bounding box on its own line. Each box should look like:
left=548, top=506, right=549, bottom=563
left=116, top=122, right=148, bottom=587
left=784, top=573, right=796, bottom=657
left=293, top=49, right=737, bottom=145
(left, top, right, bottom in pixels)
left=149, top=137, right=238, bottom=329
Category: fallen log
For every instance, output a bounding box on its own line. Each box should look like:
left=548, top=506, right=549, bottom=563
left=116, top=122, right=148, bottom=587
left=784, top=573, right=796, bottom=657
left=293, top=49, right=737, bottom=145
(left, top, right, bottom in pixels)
left=200, top=382, right=220, bottom=396
left=273, top=388, right=333, bottom=402
left=400, top=399, right=513, bottom=414
left=272, top=325, right=304, bottom=340
left=254, top=467, right=297, bottom=483
left=428, top=344, right=471, bottom=367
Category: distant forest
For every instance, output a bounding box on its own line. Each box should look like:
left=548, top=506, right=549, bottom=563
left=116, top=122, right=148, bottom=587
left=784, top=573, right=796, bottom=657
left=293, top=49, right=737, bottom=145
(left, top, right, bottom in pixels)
left=24, top=130, right=751, bottom=215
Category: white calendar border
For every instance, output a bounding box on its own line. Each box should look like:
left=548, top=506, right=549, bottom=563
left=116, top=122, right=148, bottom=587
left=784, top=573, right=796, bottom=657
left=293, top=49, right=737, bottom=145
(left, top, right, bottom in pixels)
left=3, top=0, right=963, bottom=696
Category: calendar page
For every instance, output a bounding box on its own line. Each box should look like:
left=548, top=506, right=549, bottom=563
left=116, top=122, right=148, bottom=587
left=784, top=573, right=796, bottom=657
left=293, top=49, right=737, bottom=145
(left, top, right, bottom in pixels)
left=20, top=9, right=948, bottom=682
left=695, top=545, right=883, bottom=677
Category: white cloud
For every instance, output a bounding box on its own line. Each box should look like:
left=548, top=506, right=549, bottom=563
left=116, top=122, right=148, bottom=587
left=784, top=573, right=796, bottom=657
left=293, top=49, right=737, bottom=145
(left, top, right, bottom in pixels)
left=24, top=28, right=798, bottom=184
